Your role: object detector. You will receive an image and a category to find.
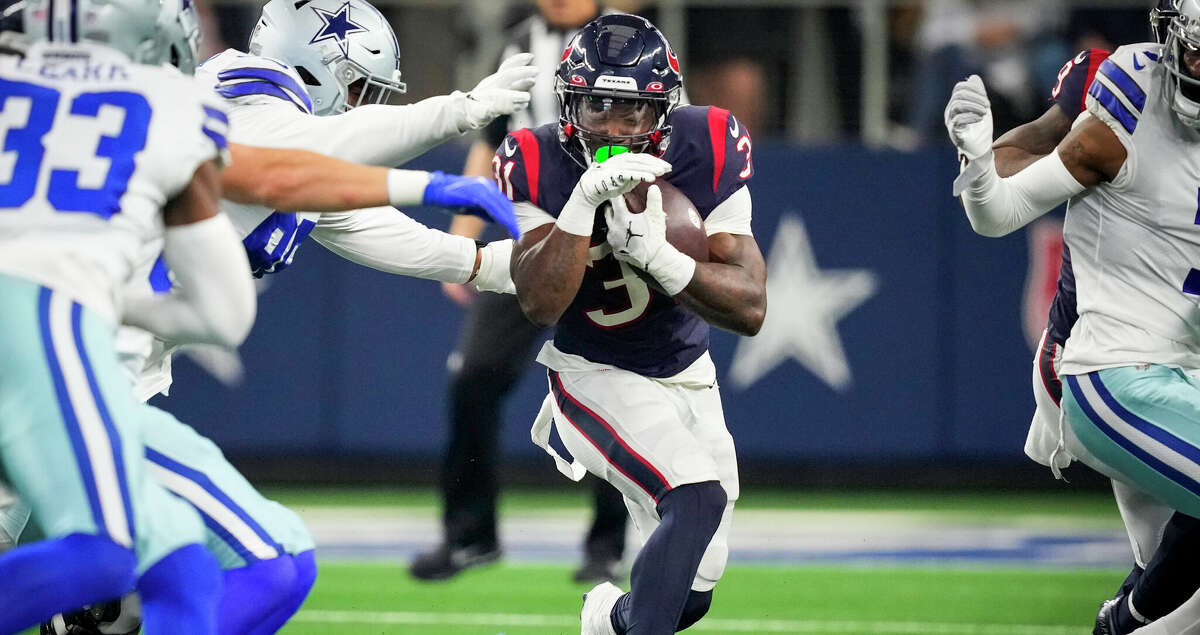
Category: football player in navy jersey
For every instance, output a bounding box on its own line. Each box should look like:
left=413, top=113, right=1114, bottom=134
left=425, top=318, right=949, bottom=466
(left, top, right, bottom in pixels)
left=504, top=14, right=764, bottom=635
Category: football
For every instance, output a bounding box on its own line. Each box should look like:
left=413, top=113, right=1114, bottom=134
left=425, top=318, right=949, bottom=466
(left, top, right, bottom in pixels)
left=618, top=179, right=710, bottom=263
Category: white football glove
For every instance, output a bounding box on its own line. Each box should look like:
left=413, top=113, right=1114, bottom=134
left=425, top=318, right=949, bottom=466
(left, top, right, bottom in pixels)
left=458, top=53, right=539, bottom=130
left=470, top=239, right=515, bottom=295
left=555, top=153, right=672, bottom=236
left=944, top=75, right=994, bottom=161
left=604, top=185, right=695, bottom=296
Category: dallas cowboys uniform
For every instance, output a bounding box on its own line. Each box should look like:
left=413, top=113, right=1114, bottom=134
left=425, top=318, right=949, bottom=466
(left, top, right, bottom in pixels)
left=1055, top=43, right=1200, bottom=519
left=1024, top=48, right=1176, bottom=570
left=109, top=43, right=521, bottom=574
left=512, top=105, right=754, bottom=592
left=0, top=39, right=226, bottom=581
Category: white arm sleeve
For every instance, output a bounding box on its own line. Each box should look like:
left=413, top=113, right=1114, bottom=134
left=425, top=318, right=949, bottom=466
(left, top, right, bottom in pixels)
left=228, top=95, right=471, bottom=167
left=310, top=206, right=477, bottom=283
left=704, top=186, right=753, bottom=236
left=121, top=215, right=256, bottom=348
left=958, top=151, right=1086, bottom=238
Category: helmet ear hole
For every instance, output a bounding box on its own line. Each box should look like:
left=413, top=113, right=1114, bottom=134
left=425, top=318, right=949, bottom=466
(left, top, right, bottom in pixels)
left=294, top=65, right=321, bottom=85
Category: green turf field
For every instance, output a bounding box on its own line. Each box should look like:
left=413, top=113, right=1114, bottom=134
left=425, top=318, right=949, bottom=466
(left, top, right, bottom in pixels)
left=25, top=488, right=1133, bottom=634
left=282, top=562, right=1123, bottom=634
left=270, top=487, right=1127, bottom=634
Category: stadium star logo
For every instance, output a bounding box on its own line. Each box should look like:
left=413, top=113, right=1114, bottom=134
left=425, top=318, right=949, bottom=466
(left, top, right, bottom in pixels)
left=729, top=214, right=878, bottom=393
left=310, top=1, right=366, bottom=56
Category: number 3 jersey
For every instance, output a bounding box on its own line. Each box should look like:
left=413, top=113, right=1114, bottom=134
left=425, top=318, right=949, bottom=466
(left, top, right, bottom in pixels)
left=0, top=42, right=228, bottom=323
left=1060, top=43, right=1200, bottom=375
left=500, top=105, right=754, bottom=378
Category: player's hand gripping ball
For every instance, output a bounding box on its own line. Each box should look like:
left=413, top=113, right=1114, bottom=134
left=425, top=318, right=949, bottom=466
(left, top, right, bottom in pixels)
left=607, top=179, right=709, bottom=264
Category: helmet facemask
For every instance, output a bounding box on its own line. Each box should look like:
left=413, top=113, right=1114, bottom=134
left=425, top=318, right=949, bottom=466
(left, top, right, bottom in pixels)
left=1152, top=1, right=1180, bottom=44
left=1164, top=9, right=1200, bottom=129
left=557, top=79, right=680, bottom=162
left=319, top=45, right=405, bottom=112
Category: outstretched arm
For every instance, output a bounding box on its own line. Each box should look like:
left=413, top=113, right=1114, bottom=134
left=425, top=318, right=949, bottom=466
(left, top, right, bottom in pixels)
left=992, top=104, right=1074, bottom=177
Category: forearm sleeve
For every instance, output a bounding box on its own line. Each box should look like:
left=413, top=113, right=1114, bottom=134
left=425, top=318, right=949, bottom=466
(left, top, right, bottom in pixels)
left=311, top=206, right=477, bottom=283
left=121, top=215, right=256, bottom=348
left=959, top=151, right=1086, bottom=238
left=231, top=96, right=470, bottom=168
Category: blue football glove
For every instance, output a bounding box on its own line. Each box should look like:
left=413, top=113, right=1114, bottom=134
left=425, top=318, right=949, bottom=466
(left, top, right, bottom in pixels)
left=423, top=171, right=521, bottom=238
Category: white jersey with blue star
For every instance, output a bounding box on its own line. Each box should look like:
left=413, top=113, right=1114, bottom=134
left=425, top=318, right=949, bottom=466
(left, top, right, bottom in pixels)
left=1060, top=43, right=1200, bottom=374
left=120, top=48, right=480, bottom=399
left=0, top=42, right=228, bottom=323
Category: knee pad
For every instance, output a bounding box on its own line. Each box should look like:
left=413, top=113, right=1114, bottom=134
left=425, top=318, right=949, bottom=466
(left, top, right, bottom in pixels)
left=677, top=589, right=713, bottom=631
left=658, top=481, right=727, bottom=526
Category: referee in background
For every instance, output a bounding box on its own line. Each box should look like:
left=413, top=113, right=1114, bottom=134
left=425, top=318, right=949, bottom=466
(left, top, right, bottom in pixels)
left=409, top=0, right=628, bottom=584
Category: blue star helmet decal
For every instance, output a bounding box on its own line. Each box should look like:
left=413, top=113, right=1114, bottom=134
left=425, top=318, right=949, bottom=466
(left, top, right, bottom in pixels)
left=309, top=1, right=366, bottom=56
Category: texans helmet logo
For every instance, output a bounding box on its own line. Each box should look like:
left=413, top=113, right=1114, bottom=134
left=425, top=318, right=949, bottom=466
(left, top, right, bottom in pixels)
left=666, top=46, right=681, bottom=74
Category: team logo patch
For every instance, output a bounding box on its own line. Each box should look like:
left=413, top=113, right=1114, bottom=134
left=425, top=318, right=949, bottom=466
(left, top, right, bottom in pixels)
left=309, top=1, right=366, bottom=56
left=667, top=47, right=681, bottom=74
left=570, top=74, right=587, bottom=86
left=561, top=45, right=573, bottom=63
left=646, top=82, right=664, bottom=92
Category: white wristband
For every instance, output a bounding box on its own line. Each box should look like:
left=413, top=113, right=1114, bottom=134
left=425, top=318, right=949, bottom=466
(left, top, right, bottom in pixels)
left=647, top=245, right=696, bottom=297
left=556, top=190, right=598, bottom=237
left=387, top=169, right=432, bottom=207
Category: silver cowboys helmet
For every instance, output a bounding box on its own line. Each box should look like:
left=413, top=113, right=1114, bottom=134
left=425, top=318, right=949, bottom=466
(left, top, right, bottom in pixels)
left=156, top=0, right=200, bottom=73
left=249, top=0, right=405, bottom=115
left=1164, top=0, right=1200, bottom=128
left=23, top=0, right=163, bottom=62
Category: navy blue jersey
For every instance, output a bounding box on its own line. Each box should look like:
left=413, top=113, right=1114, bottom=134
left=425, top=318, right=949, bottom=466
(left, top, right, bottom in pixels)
left=1045, top=49, right=1106, bottom=345
left=499, top=105, right=753, bottom=377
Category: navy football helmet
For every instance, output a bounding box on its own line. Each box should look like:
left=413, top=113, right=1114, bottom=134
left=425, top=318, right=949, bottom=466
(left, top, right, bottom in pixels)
left=555, top=13, right=683, bottom=161
left=1153, top=0, right=1180, bottom=43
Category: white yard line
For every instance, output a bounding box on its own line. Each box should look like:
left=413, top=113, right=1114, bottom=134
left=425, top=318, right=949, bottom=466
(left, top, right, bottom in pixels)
left=294, top=609, right=1081, bottom=634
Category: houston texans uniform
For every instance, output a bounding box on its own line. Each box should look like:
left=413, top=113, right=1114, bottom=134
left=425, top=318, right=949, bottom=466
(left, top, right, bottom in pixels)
left=509, top=104, right=753, bottom=591
left=1027, top=48, right=1108, bottom=468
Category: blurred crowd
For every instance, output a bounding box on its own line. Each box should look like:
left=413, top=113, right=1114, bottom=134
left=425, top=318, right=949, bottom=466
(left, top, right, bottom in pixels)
left=195, top=0, right=1156, bottom=146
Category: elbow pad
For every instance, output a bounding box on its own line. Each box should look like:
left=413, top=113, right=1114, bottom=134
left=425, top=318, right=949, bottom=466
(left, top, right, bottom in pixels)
left=959, top=151, right=1085, bottom=238
left=162, top=214, right=257, bottom=347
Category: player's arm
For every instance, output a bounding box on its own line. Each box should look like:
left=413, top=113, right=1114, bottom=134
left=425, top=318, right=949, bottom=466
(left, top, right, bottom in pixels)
left=606, top=186, right=765, bottom=335
left=677, top=232, right=766, bottom=336
left=991, top=104, right=1074, bottom=177
left=512, top=221, right=593, bottom=326
left=121, top=161, right=257, bottom=347
left=309, top=207, right=514, bottom=294
left=511, top=153, right=672, bottom=326
left=946, top=75, right=1124, bottom=237
left=221, top=143, right=520, bottom=236
left=239, top=54, right=535, bottom=170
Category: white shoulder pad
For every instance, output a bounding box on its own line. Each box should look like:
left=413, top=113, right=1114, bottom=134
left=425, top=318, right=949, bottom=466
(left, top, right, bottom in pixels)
left=135, top=65, right=232, bottom=199
left=196, top=48, right=314, bottom=114
left=1084, top=42, right=1162, bottom=142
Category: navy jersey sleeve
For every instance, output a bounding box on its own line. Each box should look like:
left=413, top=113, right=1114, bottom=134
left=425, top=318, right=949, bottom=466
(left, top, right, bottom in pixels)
left=1049, top=49, right=1110, bottom=116
left=661, top=106, right=753, bottom=216
left=493, top=129, right=540, bottom=207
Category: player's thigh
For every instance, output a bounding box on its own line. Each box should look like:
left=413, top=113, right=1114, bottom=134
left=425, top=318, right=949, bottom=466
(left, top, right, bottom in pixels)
left=684, top=382, right=739, bottom=503
left=549, top=368, right=719, bottom=507
left=0, top=278, right=203, bottom=565
left=1063, top=365, right=1200, bottom=518
left=140, top=406, right=313, bottom=570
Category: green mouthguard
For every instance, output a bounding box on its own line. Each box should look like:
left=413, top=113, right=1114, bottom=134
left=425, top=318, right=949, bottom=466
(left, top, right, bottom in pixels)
left=593, top=145, right=630, bottom=164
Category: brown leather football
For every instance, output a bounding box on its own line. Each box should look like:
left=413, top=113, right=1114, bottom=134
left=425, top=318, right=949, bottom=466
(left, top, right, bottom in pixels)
left=619, top=179, right=710, bottom=262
